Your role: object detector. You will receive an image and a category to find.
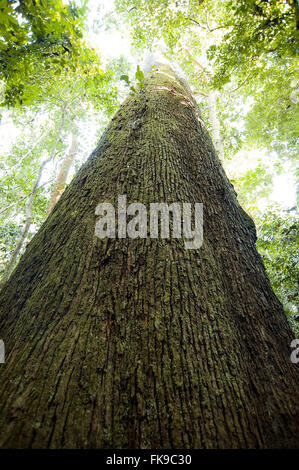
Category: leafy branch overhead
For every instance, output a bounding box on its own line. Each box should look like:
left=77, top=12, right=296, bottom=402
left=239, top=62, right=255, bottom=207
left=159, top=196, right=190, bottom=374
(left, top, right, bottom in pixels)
left=0, top=0, right=98, bottom=106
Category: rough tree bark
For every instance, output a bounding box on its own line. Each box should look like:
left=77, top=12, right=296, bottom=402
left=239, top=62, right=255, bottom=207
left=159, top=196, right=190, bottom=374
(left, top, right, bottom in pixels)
left=0, top=64, right=298, bottom=449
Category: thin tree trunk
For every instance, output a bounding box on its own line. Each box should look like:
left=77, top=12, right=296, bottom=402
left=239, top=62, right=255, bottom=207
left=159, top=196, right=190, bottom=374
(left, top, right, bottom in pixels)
left=184, top=48, right=224, bottom=160
left=0, top=65, right=298, bottom=449
left=0, top=111, right=66, bottom=286
left=47, top=130, right=78, bottom=216
left=207, top=90, right=224, bottom=160
left=0, top=158, right=50, bottom=286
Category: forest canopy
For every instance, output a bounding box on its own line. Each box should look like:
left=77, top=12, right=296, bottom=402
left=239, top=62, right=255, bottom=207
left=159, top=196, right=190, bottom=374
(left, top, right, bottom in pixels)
left=0, top=0, right=298, bottom=334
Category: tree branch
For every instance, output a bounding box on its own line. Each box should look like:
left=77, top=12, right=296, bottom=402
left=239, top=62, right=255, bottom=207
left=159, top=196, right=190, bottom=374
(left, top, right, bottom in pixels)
left=231, top=73, right=252, bottom=92
left=186, top=17, right=206, bottom=29
left=184, top=48, right=210, bottom=83
left=193, top=90, right=208, bottom=97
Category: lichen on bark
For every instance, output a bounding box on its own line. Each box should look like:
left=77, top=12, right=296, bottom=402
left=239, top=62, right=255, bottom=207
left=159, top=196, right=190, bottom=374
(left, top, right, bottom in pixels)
left=0, top=64, right=298, bottom=449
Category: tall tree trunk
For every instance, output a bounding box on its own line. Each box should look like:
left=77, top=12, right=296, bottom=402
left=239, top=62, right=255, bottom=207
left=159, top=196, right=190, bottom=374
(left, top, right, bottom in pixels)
left=47, top=130, right=78, bottom=217
left=0, top=158, right=50, bottom=287
left=184, top=48, right=224, bottom=160
left=0, top=112, right=65, bottom=287
left=0, top=65, right=298, bottom=449
left=207, top=90, right=224, bottom=161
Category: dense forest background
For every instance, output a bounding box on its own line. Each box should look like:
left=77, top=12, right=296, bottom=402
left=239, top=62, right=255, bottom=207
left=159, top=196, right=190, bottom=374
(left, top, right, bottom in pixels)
left=0, top=0, right=298, bottom=334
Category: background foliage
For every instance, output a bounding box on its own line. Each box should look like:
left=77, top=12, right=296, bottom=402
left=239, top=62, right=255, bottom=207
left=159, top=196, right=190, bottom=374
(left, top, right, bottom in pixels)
left=0, top=0, right=298, bottom=334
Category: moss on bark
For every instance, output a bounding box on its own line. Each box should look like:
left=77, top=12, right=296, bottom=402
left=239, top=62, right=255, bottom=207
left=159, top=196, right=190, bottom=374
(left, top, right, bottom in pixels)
left=0, top=65, right=298, bottom=448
